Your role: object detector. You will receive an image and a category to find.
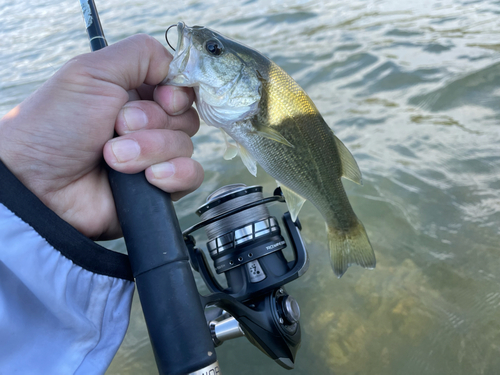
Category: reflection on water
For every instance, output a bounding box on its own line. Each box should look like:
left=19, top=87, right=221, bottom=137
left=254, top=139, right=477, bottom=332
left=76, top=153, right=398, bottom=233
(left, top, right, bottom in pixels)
left=2, top=0, right=500, bottom=374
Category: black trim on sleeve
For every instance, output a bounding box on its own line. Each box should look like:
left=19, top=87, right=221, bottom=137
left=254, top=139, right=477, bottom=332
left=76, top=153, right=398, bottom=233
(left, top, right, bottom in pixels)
left=0, top=161, right=134, bottom=281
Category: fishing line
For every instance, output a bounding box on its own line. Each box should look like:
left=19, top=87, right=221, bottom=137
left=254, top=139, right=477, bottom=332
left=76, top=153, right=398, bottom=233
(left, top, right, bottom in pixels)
left=200, top=190, right=269, bottom=239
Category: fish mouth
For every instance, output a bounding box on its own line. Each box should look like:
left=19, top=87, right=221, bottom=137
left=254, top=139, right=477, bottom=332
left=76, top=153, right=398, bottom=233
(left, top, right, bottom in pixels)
left=173, top=21, right=185, bottom=53
left=161, top=22, right=194, bottom=86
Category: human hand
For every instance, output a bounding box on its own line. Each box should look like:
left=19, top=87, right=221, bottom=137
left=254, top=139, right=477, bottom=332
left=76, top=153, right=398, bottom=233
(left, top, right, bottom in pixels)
left=0, top=34, right=203, bottom=240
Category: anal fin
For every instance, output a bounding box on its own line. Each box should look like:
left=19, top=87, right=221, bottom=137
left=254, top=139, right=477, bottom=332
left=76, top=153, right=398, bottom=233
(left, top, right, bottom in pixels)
left=334, top=135, right=363, bottom=185
left=277, top=182, right=306, bottom=222
left=239, top=146, right=257, bottom=177
left=220, top=129, right=238, bottom=160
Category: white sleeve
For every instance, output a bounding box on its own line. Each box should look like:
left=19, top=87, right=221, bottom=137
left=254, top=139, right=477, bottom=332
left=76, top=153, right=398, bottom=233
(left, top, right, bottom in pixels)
left=0, top=161, right=135, bottom=375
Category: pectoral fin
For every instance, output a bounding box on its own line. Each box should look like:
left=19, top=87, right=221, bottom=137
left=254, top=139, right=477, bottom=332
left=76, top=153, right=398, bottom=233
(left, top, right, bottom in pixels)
left=277, top=182, right=306, bottom=222
left=334, top=135, right=363, bottom=185
left=220, top=129, right=238, bottom=160
left=255, top=125, right=294, bottom=148
left=239, top=146, right=257, bottom=177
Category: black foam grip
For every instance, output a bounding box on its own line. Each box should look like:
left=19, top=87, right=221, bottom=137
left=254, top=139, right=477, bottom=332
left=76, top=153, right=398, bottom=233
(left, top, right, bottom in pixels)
left=109, top=169, right=216, bottom=374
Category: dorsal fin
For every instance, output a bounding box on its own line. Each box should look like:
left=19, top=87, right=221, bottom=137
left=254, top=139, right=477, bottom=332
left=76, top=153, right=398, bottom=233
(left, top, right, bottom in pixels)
left=334, top=135, right=363, bottom=185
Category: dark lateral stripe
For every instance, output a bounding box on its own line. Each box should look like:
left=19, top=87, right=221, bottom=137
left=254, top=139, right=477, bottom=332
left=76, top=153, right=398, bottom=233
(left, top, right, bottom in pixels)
left=0, top=161, right=133, bottom=281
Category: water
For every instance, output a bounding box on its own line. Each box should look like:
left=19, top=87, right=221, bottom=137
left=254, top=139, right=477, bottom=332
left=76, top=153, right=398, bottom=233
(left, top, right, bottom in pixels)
left=2, top=0, right=500, bottom=374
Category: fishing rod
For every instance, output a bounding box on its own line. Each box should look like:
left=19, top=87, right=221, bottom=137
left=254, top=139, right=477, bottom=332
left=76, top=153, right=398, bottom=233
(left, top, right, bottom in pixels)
left=79, top=1, right=309, bottom=373
left=79, top=1, right=218, bottom=374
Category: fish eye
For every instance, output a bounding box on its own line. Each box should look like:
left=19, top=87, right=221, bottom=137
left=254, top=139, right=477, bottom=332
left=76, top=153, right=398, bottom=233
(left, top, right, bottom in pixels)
left=205, top=39, right=223, bottom=56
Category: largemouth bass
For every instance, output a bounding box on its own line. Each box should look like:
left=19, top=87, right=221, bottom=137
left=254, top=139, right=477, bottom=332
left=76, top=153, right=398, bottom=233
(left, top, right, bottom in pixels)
left=164, top=22, right=375, bottom=278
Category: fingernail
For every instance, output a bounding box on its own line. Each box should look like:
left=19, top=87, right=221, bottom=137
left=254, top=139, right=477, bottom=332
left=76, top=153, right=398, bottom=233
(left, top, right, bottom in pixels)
left=172, top=87, right=190, bottom=114
left=151, top=162, right=175, bottom=179
left=123, top=106, right=148, bottom=131
left=111, top=139, right=140, bottom=162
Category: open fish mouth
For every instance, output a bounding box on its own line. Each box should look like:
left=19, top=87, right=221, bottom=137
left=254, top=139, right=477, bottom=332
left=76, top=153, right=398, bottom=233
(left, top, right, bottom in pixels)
left=165, top=21, right=186, bottom=55
left=171, top=21, right=185, bottom=54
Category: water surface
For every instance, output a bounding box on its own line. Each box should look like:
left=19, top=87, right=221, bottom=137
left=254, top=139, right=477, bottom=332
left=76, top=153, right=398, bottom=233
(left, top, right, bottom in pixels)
left=2, top=0, right=500, bottom=374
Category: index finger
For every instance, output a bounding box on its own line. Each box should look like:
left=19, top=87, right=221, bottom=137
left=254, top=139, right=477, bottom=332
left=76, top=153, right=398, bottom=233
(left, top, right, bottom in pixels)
left=74, top=34, right=172, bottom=91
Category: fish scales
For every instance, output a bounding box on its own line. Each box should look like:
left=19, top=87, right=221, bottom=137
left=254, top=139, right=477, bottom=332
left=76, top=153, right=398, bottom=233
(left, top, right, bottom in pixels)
left=164, top=22, right=376, bottom=278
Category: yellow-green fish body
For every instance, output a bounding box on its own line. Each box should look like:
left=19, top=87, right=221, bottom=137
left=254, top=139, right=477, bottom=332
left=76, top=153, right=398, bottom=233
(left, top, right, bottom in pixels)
left=164, top=23, right=375, bottom=277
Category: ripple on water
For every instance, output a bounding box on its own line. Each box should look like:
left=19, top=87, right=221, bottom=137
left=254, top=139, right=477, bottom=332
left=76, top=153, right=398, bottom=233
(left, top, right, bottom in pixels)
left=343, top=61, right=444, bottom=94
left=305, top=52, right=379, bottom=86
left=409, top=61, right=500, bottom=111
left=385, top=28, right=425, bottom=37
left=3, top=0, right=500, bottom=374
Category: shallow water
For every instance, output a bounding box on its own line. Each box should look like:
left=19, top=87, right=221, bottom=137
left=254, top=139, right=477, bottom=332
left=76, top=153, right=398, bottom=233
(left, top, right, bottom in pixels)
left=2, top=0, right=500, bottom=374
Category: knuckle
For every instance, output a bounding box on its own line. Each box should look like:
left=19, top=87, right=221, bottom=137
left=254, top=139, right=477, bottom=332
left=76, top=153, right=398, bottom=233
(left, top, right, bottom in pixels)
left=177, top=131, right=194, bottom=156
left=158, top=130, right=193, bottom=159
left=59, top=56, right=91, bottom=81
left=130, top=33, right=156, bottom=47
left=188, top=108, right=201, bottom=132
left=136, top=34, right=163, bottom=59
left=180, top=161, right=199, bottom=183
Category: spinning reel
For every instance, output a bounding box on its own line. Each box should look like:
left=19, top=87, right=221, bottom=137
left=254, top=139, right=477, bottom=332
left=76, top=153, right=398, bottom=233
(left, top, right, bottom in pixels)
left=183, top=184, right=309, bottom=369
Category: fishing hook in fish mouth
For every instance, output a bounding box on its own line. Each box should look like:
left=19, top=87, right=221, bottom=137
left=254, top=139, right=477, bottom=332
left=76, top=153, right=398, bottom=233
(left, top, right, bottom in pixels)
left=165, top=24, right=176, bottom=51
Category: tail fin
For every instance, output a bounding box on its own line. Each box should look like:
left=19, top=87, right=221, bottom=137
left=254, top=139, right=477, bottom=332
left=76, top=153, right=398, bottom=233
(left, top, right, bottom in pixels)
left=327, top=220, right=376, bottom=278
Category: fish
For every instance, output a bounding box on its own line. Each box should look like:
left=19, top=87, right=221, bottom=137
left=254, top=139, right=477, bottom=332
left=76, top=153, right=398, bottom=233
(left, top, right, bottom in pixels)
left=163, top=22, right=375, bottom=278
